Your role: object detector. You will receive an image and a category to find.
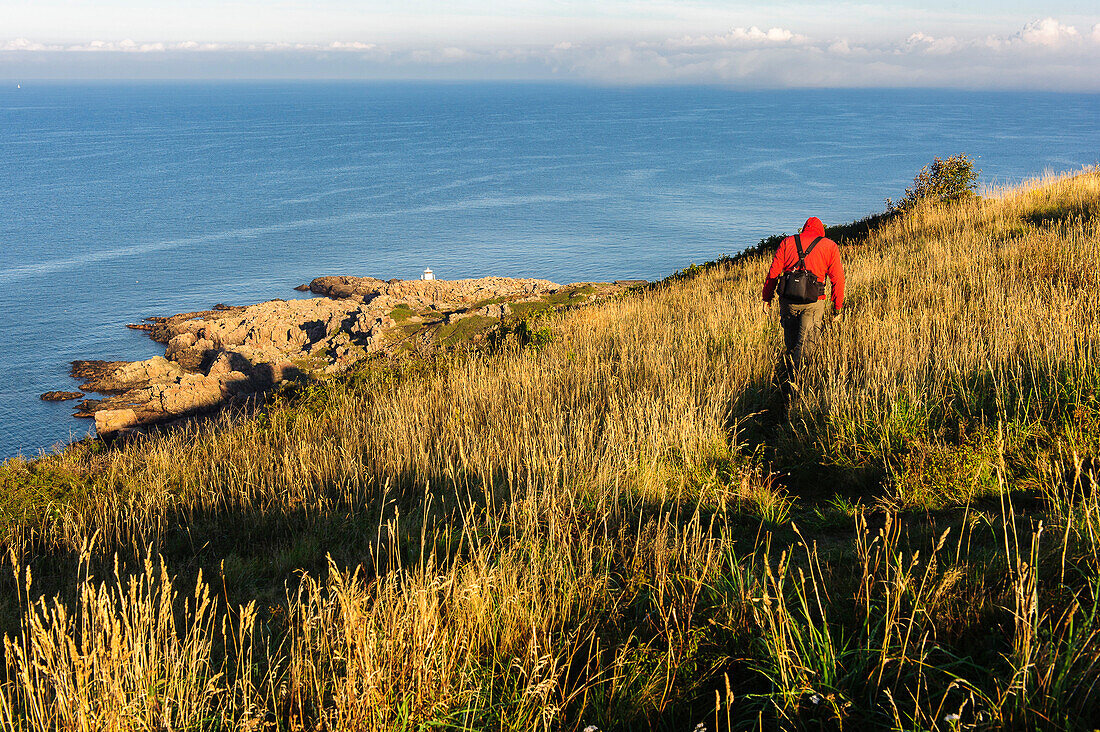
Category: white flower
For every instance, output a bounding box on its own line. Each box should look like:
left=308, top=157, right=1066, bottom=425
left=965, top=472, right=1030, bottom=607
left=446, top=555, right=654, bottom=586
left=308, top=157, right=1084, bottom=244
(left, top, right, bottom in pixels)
left=583, top=727, right=600, bottom=732
left=810, top=693, right=824, bottom=705
left=944, top=714, right=961, bottom=723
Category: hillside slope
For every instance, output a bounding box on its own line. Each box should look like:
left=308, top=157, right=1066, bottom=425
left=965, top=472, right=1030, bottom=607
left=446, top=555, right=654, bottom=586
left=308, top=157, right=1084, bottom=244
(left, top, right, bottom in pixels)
left=1, top=169, right=1099, bottom=730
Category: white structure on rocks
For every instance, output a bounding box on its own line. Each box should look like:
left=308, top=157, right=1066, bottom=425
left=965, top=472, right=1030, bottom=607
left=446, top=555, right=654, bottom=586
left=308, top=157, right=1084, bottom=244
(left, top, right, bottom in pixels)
left=422, top=268, right=435, bottom=281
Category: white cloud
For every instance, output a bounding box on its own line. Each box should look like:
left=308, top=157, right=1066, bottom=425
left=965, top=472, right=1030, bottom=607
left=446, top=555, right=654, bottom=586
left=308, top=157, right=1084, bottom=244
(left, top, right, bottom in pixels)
left=0, top=38, right=377, bottom=53
left=746, top=27, right=800, bottom=43
left=665, top=26, right=806, bottom=49
left=825, top=39, right=869, bottom=57
left=903, top=32, right=958, bottom=55
left=905, top=31, right=933, bottom=47
left=329, top=41, right=377, bottom=51
left=568, top=18, right=1100, bottom=88
left=2, top=16, right=1099, bottom=89
left=0, top=38, right=48, bottom=51
left=1015, top=17, right=1079, bottom=47
left=440, top=46, right=474, bottom=60
left=3, top=39, right=227, bottom=52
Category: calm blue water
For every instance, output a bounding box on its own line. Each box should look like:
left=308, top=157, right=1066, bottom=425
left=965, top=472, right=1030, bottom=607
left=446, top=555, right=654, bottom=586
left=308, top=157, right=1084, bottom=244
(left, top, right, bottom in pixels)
left=1, top=82, right=1098, bottom=459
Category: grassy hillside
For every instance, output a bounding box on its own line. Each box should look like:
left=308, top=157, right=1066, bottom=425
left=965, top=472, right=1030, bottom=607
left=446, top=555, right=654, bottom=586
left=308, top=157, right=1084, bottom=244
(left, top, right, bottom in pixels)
left=1, top=169, right=1099, bottom=730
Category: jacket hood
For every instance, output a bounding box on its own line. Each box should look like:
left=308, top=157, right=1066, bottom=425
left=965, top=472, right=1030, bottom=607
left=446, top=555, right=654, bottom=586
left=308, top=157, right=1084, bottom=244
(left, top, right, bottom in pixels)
left=801, top=217, right=825, bottom=238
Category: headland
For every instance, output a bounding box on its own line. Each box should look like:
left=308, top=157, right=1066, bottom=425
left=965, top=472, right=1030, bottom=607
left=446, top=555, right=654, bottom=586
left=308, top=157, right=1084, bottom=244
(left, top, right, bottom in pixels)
left=61, top=276, right=635, bottom=438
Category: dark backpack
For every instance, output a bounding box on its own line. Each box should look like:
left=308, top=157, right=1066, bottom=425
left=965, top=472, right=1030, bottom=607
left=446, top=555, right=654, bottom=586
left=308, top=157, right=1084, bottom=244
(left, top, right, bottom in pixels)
left=779, top=235, right=826, bottom=304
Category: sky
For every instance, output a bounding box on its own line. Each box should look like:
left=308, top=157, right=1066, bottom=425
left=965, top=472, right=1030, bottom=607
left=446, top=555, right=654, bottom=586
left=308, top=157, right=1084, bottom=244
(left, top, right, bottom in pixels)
left=2, top=1, right=1099, bottom=88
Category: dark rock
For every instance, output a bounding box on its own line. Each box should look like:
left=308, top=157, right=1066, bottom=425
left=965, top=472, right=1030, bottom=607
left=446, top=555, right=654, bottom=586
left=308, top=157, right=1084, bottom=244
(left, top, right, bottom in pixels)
left=476, top=302, right=512, bottom=318
left=165, top=332, right=212, bottom=371
left=445, top=310, right=472, bottom=324
left=41, top=391, right=84, bottom=401
left=208, top=350, right=255, bottom=377
left=293, top=283, right=311, bottom=291
left=73, top=399, right=102, bottom=417
left=71, top=360, right=128, bottom=393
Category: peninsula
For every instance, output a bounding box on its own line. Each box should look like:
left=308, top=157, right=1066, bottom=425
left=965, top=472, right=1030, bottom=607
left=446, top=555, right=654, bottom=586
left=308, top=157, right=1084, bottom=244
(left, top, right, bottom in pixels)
left=66, top=276, right=633, bottom=437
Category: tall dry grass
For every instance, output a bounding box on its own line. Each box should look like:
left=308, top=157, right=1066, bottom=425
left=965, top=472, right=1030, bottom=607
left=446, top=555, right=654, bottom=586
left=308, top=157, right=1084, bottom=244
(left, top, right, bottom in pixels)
left=1, top=168, right=1099, bottom=729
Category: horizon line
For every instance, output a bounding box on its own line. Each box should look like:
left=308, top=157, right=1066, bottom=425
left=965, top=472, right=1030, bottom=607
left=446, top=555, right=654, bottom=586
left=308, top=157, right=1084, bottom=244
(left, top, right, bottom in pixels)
left=5, top=78, right=1100, bottom=93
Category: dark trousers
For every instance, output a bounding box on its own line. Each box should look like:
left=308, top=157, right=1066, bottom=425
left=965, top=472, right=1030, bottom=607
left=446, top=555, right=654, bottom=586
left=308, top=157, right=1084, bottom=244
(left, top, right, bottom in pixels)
left=778, top=298, right=826, bottom=394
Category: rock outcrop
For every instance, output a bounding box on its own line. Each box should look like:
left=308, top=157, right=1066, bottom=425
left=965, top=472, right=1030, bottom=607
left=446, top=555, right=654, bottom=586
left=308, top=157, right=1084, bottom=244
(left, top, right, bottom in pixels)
left=40, top=391, right=84, bottom=401
left=69, top=276, right=577, bottom=437
left=308, top=276, right=558, bottom=311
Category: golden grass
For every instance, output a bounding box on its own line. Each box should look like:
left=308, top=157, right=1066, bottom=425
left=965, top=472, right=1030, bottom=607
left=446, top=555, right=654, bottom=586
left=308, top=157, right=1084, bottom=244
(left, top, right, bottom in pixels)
left=1, top=168, right=1099, bottom=729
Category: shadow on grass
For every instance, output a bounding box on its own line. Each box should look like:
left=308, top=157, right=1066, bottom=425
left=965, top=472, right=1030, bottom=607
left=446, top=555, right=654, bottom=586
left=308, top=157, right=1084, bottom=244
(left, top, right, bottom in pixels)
left=0, top=454, right=808, bottom=732
left=1024, top=201, right=1098, bottom=229
left=727, top=371, right=884, bottom=501
left=825, top=210, right=898, bottom=246
left=0, top=419, right=1074, bottom=732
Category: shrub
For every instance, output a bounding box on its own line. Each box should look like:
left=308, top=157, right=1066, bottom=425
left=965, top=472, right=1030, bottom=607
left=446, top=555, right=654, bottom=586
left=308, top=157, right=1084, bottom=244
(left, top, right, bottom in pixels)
left=488, top=316, right=555, bottom=352
left=890, top=153, right=980, bottom=210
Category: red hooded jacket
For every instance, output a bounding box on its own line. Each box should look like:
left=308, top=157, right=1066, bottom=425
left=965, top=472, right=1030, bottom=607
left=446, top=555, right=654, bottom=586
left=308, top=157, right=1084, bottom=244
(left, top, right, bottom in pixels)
left=761, top=217, right=844, bottom=311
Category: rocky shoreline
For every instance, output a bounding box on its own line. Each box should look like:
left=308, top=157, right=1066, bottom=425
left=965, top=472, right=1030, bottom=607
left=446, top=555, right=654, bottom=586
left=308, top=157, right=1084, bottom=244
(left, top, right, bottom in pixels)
left=58, top=275, right=633, bottom=438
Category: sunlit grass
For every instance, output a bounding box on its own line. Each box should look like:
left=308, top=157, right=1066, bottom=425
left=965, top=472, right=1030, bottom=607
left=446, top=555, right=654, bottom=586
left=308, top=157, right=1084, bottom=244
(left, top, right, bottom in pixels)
left=1, top=168, right=1099, bottom=729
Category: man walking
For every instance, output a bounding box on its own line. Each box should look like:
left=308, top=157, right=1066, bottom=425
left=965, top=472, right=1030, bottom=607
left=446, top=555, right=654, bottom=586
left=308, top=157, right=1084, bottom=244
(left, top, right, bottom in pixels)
left=761, top=216, right=844, bottom=400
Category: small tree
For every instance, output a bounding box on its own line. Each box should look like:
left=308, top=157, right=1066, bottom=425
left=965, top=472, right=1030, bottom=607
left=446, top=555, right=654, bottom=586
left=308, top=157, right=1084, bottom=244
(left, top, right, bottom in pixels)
left=889, top=153, right=980, bottom=211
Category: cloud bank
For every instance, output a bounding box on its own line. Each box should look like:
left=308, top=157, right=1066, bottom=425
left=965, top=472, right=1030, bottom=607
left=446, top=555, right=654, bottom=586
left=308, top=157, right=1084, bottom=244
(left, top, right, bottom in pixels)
left=2, top=17, right=1099, bottom=90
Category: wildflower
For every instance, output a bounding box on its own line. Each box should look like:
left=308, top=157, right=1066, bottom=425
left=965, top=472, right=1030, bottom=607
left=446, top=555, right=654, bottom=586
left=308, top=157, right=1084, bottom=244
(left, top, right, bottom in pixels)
left=944, top=714, right=961, bottom=723
left=810, top=694, right=824, bottom=705
left=694, top=724, right=707, bottom=732
left=583, top=726, right=600, bottom=732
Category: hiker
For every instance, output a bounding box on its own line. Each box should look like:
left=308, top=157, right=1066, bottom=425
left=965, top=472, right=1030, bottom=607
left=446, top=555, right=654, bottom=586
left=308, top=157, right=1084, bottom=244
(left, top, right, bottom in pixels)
left=760, top=216, right=844, bottom=399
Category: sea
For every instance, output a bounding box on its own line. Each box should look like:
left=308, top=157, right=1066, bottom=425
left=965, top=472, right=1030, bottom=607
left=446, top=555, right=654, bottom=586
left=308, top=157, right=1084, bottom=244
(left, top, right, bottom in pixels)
left=1, top=82, right=1098, bottom=459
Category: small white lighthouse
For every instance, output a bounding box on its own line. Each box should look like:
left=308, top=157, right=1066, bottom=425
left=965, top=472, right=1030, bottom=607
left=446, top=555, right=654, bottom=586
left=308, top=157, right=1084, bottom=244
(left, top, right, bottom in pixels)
left=421, top=268, right=435, bottom=281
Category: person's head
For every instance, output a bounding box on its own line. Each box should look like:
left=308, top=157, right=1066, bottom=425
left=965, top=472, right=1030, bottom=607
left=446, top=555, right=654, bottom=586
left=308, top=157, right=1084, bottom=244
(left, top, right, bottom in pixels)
left=801, top=217, right=825, bottom=237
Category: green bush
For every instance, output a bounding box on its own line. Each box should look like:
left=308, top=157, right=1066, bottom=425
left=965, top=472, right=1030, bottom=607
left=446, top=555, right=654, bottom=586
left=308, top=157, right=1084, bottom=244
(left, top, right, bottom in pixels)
left=890, top=153, right=980, bottom=210
left=488, top=317, right=555, bottom=352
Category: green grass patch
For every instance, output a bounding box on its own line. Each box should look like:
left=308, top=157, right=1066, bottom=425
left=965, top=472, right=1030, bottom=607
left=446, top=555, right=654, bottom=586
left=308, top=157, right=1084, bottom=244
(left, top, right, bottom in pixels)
left=389, top=302, right=416, bottom=323
left=434, top=315, right=497, bottom=346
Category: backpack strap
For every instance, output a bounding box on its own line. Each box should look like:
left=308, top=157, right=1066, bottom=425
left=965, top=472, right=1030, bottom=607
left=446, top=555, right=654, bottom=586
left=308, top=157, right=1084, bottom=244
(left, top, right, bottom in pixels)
left=802, top=236, right=824, bottom=260
left=793, top=234, right=806, bottom=270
